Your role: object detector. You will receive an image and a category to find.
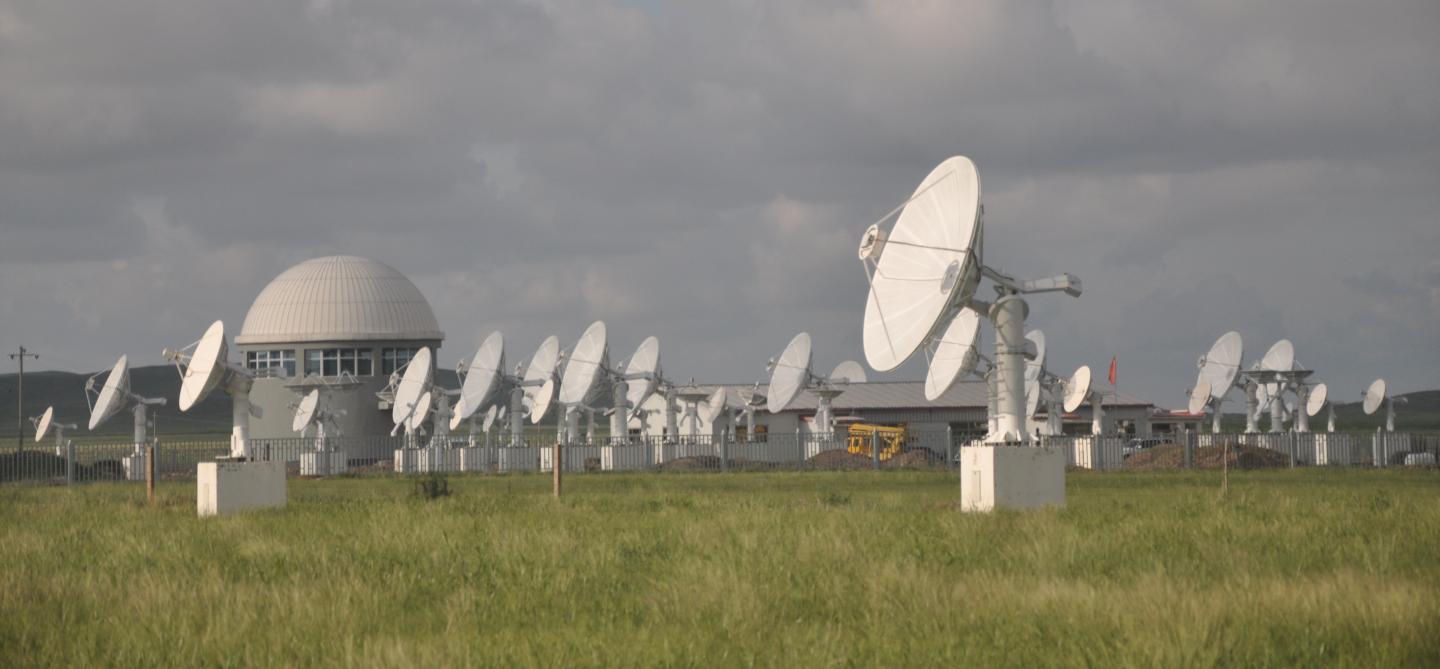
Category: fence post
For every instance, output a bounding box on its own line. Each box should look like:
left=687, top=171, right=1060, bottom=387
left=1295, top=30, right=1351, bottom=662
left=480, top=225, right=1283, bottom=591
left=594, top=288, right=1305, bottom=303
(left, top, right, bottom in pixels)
left=719, top=431, right=729, bottom=473
left=145, top=442, right=156, bottom=505
left=871, top=430, right=880, bottom=470
left=65, top=440, right=74, bottom=485
left=1183, top=430, right=1194, bottom=469
left=946, top=425, right=955, bottom=470
left=796, top=428, right=803, bottom=468
left=552, top=443, right=563, bottom=498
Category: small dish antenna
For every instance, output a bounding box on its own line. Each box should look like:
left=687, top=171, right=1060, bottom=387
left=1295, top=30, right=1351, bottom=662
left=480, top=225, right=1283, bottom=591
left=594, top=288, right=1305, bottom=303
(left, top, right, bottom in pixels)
left=923, top=307, right=982, bottom=401
left=164, top=320, right=259, bottom=459
left=1057, top=363, right=1104, bottom=436
left=86, top=354, right=168, bottom=457
left=31, top=406, right=78, bottom=458
left=765, top=332, right=865, bottom=436
left=450, top=332, right=506, bottom=442
left=700, top=387, right=729, bottom=428
left=1305, top=382, right=1336, bottom=433
left=291, top=388, right=346, bottom=451
left=1063, top=365, right=1093, bottom=414
left=1362, top=378, right=1400, bottom=432
left=859, top=155, right=1082, bottom=443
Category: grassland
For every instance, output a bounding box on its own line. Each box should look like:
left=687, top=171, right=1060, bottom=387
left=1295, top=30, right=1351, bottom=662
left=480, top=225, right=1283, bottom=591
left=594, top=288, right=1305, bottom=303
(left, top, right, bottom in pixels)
left=1, top=469, right=1437, bottom=667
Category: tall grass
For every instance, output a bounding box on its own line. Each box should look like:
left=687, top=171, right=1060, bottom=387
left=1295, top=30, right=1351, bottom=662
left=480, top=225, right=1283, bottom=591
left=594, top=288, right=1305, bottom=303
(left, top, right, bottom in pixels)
left=1, top=469, right=1437, bottom=667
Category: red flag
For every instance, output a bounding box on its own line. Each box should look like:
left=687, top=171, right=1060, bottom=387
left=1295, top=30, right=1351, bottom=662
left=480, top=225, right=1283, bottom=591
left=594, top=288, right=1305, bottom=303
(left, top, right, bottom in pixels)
left=1107, top=356, right=1117, bottom=386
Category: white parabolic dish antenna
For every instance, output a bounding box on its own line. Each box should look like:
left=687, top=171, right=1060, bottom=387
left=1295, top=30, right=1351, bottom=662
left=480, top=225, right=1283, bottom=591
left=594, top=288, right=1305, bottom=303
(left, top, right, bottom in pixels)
left=1260, top=339, right=1294, bottom=373
left=924, top=307, right=981, bottom=401
left=559, top=321, right=606, bottom=407
left=390, top=347, right=433, bottom=426
left=700, top=388, right=728, bottom=424
left=292, top=389, right=320, bottom=433
left=179, top=320, right=228, bottom=412
left=1362, top=379, right=1386, bottom=415
left=1023, top=330, right=1047, bottom=419
left=1306, top=382, right=1328, bottom=417
left=767, top=332, right=812, bottom=413
left=1188, top=378, right=1211, bottom=415
left=89, top=355, right=131, bottom=430
left=624, top=336, right=660, bottom=412
left=829, top=360, right=868, bottom=385
left=861, top=156, right=982, bottom=372
left=458, top=332, right=505, bottom=423
left=523, top=336, right=561, bottom=423
left=409, top=391, right=433, bottom=432
left=1199, top=331, right=1243, bottom=400
left=1064, top=365, right=1092, bottom=414
left=34, top=406, right=54, bottom=443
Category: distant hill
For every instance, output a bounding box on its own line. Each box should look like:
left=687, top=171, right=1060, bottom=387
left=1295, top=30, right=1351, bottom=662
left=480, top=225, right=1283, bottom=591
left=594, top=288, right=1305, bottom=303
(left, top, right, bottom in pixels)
left=0, top=365, right=461, bottom=439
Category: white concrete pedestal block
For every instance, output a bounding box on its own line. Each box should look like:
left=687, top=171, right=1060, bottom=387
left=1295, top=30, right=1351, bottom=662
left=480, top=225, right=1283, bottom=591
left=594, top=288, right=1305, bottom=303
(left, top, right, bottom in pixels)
left=457, top=447, right=491, bottom=472
left=960, top=445, right=1065, bottom=512
left=197, top=460, right=287, bottom=517
left=393, top=449, right=421, bottom=474
left=122, top=453, right=147, bottom=481
left=497, top=447, right=539, bottom=472
left=300, top=451, right=348, bottom=476
left=418, top=448, right=458, bottom=473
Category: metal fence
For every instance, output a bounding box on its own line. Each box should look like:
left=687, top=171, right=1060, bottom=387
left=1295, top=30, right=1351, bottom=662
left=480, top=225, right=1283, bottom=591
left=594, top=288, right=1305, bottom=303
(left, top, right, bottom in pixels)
left=1, top=430, right=1436, bottom=485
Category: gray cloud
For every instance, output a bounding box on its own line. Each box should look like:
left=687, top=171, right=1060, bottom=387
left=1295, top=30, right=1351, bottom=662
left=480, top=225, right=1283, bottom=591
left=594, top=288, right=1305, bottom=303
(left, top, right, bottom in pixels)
left=2, top=0, right=1437, bottom=408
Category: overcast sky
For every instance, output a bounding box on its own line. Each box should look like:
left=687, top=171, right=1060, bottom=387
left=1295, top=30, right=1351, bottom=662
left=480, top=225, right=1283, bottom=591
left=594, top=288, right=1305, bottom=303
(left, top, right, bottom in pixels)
left=1, top=0, right=1437, bottom=408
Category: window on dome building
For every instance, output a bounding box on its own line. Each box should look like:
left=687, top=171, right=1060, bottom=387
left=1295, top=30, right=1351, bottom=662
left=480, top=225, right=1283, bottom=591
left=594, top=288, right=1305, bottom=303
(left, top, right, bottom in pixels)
left=382, top=347, right=422, bottom=375
left=304, top=349, right=374, bottom=377
left=245, top=350, right=296, bottom=377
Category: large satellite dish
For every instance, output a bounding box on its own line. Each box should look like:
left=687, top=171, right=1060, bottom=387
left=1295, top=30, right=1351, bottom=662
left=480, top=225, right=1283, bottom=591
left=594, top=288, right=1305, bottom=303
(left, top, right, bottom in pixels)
left=700, top=387, right=729, bottom=425
left=1362, top=378, right=1386, bottom=415
left=559, top=321, right=607, bottom=408
left=861, top=157, right=982, bottom=372
left=1063, top=365, right=1093, bottom=414
left=767, top=332, right=812, bottom=413
left=1188, top=378, right=1211, bottom=415
left=390, top=347, right=433, bottom=427
left=33, top=407, right=54, bottom=443
left=89, top=355, right=132, bottom=430
left=179, top=320, right=228, bottom=412
left=409, top=391, right=433, bottom=432
left=858, top=154, right=1082, bottom=445
left=1259, top=339, right=1294, bottom=374
left=458, top=332, right=504, bottom=423
left=1306, top=382, right=1328, bottom=417
left=624, top=336, right=660, bottom=413
left=923, top=307, right=981, bottom=401
left=829, top=361, right=868, bottom=385
left=1199, top=331, right=1244, bottom=401
left=523, top=336, right=561, bottom=424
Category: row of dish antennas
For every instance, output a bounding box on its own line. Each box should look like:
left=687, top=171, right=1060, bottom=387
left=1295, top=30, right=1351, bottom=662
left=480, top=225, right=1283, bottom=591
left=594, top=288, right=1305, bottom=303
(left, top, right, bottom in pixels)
left=374, top=323, right=748, bottom=449
left=856, top=155, right=1085, bottom=443
left=1186, top=331, right=1402, bottom=433
left=28, top=321, right=259, bottom=461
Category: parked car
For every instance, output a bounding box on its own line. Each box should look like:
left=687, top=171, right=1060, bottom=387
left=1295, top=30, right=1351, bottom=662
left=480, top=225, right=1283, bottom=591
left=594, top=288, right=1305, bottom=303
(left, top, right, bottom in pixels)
left=1122, top=438, right=1164, bottom=459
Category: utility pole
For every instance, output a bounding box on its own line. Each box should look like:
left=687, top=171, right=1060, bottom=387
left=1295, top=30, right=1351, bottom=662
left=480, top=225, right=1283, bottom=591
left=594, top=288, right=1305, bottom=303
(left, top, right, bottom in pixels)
left=9, top=347, right=40, bottom=454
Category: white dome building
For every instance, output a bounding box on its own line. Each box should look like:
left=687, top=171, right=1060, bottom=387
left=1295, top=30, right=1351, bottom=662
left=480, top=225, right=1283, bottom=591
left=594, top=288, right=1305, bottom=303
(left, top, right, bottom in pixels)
left=235, top=256, right=444, bottom=440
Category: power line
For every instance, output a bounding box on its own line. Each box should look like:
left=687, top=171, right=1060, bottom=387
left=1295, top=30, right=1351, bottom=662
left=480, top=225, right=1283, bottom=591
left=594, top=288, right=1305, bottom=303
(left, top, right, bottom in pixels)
left=9, top=347, right=40, bottom=454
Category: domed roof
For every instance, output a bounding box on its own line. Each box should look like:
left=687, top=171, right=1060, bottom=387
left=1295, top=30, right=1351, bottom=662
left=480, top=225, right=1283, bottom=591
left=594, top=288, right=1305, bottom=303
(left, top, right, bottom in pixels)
left=236, top=256, right=443, bottom=345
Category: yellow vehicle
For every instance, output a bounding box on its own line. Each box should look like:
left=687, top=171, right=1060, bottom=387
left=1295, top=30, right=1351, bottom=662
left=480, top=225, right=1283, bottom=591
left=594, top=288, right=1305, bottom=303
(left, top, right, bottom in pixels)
left=846, top=423, right=906, bottom=461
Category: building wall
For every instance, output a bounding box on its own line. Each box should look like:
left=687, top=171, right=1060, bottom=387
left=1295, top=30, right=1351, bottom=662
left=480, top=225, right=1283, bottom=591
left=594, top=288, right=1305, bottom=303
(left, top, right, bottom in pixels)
left=239, top=339, right=440, bottom=440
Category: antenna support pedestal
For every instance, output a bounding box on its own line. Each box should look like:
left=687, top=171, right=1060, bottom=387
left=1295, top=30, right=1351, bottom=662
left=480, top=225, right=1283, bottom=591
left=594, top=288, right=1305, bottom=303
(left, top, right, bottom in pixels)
left=986, top=294, right=1030, bottom=444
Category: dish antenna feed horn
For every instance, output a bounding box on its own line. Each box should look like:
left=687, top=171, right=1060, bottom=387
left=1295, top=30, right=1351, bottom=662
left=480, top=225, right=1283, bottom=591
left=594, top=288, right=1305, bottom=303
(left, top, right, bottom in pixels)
left=860, top=156, right=1080, bottom=444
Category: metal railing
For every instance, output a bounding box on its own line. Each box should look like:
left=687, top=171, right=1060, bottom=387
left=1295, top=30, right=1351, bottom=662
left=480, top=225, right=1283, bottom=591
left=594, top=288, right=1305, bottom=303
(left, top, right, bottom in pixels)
left=2, top=430, right=1435, bottom=485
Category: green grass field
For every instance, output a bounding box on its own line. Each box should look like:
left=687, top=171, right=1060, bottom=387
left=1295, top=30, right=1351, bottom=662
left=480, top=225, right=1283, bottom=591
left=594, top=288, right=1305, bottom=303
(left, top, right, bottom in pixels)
left=2, top=469, right=1437, bottom=667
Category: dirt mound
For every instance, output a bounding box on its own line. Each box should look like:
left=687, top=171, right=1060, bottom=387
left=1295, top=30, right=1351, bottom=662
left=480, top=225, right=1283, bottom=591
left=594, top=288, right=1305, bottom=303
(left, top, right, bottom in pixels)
left=659, top=455, right=722, bottom=471
left=806, top=450, right=874, bottom=470
left=1124, top=443, right=1291, bottom=470
left=885, top=448, right=946, bottom=469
